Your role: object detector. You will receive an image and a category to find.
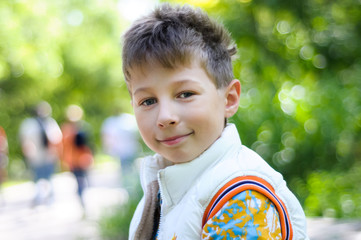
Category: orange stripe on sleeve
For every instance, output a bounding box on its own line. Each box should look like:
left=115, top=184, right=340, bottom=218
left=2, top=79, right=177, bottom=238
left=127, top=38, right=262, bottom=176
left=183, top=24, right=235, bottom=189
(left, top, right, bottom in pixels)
left=202, top=176, right=293, bottom=240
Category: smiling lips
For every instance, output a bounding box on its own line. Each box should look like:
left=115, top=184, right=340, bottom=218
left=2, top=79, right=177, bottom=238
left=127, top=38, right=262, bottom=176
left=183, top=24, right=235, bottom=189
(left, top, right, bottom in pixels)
left=158, top=132, right=193, bottom=146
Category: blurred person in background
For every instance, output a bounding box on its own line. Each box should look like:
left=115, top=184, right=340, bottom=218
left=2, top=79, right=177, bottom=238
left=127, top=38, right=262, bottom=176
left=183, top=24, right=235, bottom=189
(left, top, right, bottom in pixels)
left=61, top=104, right=93, bottom=209
left=101, top=110, right=141, bottom=194
left=19, top=101, right=62, bottom=206
left=0, top=126, right=9, bottom=205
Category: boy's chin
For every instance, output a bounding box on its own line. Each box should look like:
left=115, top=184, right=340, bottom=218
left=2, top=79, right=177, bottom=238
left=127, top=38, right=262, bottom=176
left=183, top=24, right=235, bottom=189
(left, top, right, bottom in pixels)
left=165, top=151, right=205, bottom=164
left=167, top=157, right=194, bottom=164
left=163, top=153, right=197, bottom=164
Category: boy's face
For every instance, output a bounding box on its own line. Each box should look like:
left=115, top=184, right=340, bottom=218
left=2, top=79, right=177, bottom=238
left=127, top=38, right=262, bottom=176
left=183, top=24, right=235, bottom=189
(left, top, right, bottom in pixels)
left=129, top=62, right=240, bottom=164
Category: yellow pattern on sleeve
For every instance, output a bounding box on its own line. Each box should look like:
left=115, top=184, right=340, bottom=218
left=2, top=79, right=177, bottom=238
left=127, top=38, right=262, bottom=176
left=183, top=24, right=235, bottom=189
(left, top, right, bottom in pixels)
left=202, top=190, right=282, bottom=239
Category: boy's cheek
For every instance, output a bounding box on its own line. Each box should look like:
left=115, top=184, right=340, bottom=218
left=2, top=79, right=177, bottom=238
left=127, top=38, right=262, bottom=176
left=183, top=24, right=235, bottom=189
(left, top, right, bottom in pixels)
left=134, top=113, right=151, bottom=129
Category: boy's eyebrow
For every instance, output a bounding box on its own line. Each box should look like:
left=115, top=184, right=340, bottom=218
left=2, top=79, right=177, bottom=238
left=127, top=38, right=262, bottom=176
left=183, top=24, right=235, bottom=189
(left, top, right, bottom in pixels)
left=173, top=79, right=203, bottom=88
left=133, top=79, right=204, bottom=96
left=133, top=87, right=150, bottom=96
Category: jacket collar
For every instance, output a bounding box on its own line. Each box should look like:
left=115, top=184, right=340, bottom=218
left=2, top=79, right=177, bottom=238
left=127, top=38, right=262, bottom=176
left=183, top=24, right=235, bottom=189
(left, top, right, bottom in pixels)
left=152, top=124, right=241, bottom=207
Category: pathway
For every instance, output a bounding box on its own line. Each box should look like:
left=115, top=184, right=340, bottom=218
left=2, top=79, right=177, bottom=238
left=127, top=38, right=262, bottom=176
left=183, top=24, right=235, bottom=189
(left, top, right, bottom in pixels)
left=0, top=162, right=361, bottom=239
left=0, top=162, right=127, bottom=240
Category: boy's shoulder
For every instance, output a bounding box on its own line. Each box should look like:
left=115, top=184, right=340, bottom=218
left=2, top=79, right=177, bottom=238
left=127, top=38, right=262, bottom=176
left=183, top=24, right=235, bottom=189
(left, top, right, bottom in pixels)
left=207, top=143, right=284, bottom=186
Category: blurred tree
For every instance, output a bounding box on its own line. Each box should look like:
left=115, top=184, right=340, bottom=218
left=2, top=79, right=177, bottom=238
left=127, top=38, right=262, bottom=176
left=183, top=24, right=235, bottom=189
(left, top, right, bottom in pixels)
left=0, top=0, right=131, bottom=175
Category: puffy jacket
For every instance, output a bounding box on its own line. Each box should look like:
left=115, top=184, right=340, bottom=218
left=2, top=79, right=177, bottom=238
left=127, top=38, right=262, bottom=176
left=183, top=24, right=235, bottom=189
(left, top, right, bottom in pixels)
left=129, top=124, right=309, bottom=240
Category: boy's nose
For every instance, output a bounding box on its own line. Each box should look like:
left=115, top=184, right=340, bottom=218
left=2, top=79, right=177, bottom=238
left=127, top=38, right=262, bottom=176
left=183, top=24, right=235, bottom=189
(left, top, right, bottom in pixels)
left=157, top=102, right=178, bottom=128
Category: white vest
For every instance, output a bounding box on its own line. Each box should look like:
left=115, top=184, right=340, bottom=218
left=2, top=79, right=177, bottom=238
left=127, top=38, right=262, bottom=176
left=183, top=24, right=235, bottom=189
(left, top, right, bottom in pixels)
left=129, top=124, right=309, bottom=240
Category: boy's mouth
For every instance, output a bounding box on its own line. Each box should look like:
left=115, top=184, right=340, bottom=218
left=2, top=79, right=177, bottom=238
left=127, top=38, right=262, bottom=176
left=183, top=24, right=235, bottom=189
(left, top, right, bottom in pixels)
left=158, top=132, right=193, bottom=146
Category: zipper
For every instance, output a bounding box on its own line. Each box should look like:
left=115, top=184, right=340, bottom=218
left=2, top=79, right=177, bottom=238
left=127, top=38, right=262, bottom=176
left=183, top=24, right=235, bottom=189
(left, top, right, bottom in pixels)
left=156, top=171, right=165, bottom=239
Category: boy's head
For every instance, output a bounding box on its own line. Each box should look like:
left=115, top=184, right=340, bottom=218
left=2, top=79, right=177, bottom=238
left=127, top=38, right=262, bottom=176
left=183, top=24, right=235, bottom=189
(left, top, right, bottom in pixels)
left=122, top=3, right=241, bottom=164
left=122, top=3, right=237, bottom=89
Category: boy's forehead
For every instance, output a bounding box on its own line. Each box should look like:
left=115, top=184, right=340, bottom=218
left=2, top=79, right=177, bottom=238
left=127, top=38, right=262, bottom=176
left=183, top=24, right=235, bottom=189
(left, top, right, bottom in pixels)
left=126, top=60, right=219, bottom=94
left=128, top=59, right=199, bottom=80
left=128, top=63, right=182, bottom=86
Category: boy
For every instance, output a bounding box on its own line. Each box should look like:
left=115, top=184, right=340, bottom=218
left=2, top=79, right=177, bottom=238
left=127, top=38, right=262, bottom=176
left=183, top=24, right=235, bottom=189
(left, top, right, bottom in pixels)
left=122, top=3, right=308, bottom=240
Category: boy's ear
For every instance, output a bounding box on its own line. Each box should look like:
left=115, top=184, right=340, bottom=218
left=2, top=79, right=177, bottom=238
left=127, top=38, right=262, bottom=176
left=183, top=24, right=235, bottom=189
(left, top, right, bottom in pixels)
left=224, top=79, right=241, bottom=118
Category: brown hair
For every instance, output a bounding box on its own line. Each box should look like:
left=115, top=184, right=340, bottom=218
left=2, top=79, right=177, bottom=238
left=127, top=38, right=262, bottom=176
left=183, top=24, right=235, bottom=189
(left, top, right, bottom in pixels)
left=122, top=3, right=237, bottom=88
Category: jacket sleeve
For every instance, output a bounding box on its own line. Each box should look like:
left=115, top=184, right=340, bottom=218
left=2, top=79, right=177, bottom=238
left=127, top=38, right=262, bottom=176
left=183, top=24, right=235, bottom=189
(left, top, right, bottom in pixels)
left=202, top=189, right=282, bottom=239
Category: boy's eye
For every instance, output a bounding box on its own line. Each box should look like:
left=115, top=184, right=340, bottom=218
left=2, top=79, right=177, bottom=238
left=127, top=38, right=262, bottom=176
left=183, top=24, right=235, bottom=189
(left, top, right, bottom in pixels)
left=178, top=92, right=194, bottom=99
left=140, top=98, right=157, bottom=106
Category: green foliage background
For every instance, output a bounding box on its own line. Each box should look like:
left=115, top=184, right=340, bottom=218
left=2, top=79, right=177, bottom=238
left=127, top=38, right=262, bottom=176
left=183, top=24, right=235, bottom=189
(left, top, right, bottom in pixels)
left=1, top=0, right=361, bottom=224
left=0, top=0, right=131, bottom=174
